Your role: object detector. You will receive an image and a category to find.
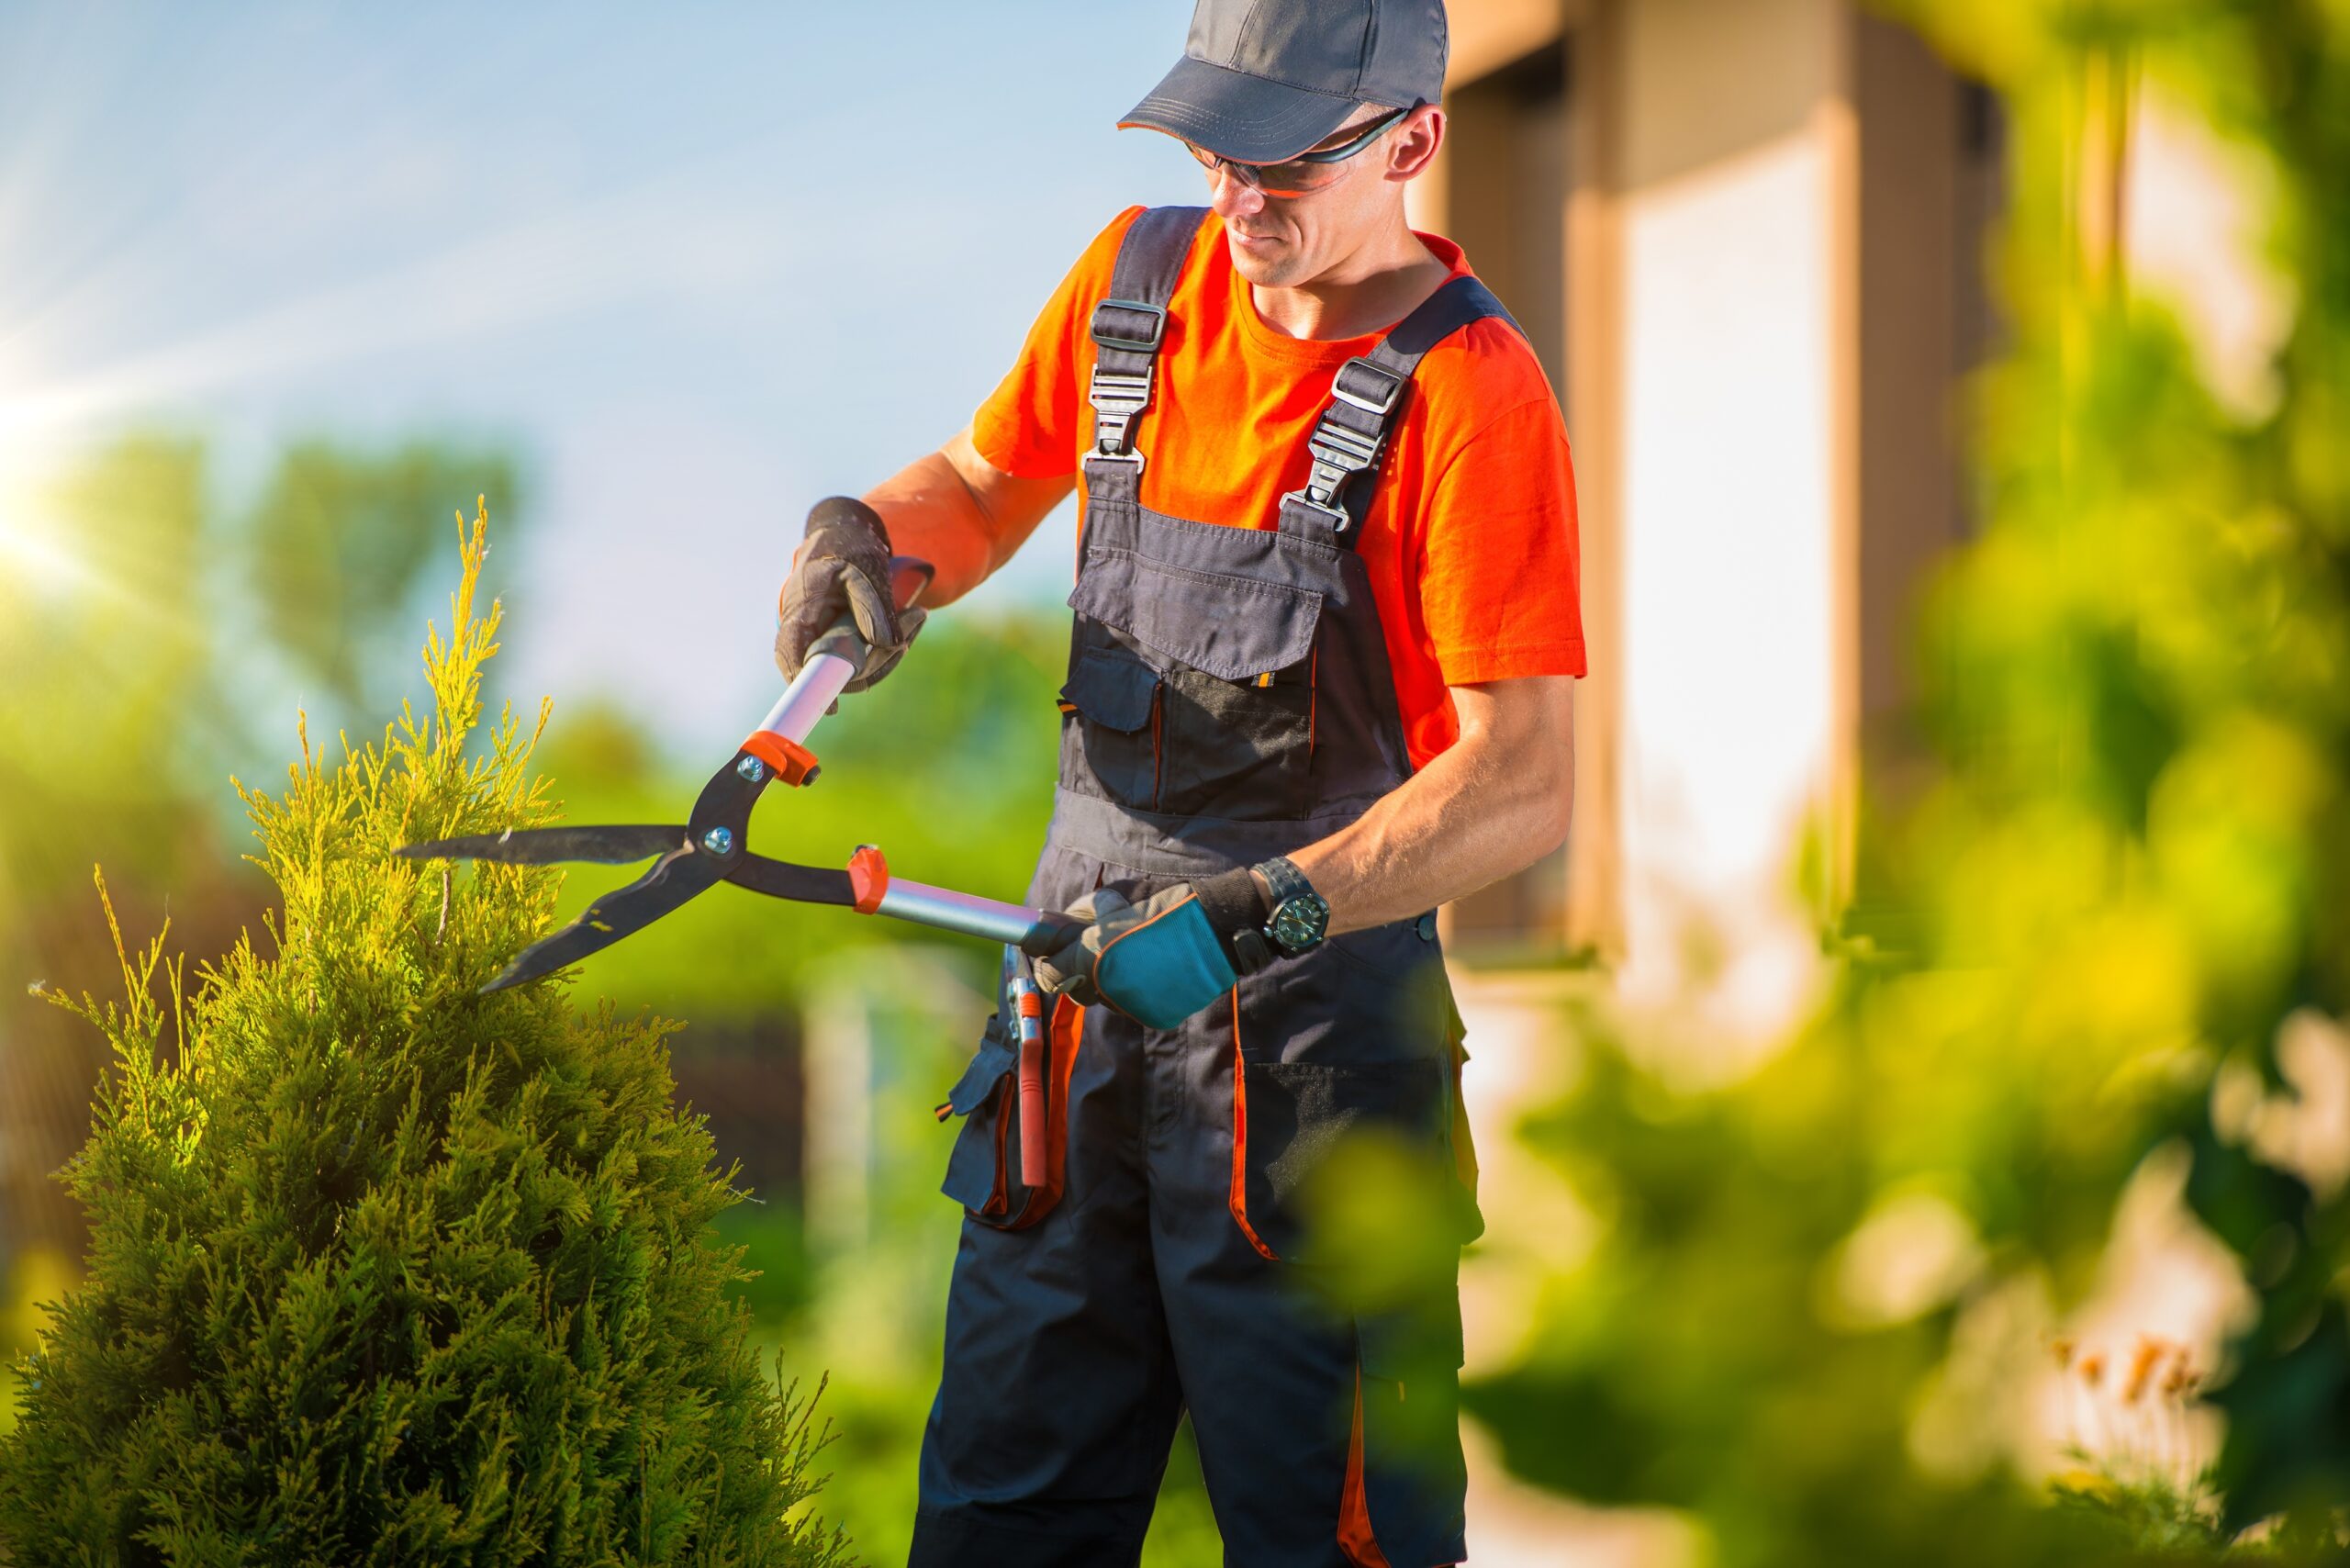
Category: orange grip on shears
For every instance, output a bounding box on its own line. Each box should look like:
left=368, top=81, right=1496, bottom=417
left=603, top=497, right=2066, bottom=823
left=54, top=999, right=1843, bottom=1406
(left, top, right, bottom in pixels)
left=741, top=731, right=820, bottom=787
left=847, top=845, right=890, bottom=914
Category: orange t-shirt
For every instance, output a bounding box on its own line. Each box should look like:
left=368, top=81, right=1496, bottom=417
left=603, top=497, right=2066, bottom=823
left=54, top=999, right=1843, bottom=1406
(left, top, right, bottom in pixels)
left=974, top=206, right=1585, bottom=770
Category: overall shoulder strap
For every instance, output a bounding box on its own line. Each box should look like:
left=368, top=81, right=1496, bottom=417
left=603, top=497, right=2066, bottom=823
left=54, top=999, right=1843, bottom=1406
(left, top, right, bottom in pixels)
left=1087, top=206, right=1210, bottom=468
left=1278, top=274, right=1527, bottom=544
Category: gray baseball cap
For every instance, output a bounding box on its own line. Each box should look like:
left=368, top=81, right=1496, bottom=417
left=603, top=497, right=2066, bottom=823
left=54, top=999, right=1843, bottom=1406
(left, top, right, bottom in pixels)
left=1120, top=0, right=1449, bottom=164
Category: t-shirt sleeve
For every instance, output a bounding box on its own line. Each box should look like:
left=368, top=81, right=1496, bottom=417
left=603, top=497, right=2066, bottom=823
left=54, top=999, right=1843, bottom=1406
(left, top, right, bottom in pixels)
left=1419, top=396, right=1589, bottom=684
left=970, top=207, right=1145, bottom=481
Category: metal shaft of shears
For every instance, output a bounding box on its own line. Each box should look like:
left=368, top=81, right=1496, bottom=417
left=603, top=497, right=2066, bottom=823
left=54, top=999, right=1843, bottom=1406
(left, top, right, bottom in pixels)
left=882, top=881, right=1072, bottom=953
left=840, top=845, right=1073, bottom=954
left=735, top=610, right=1075, bottom=953
left=754, top=648, right=857, bottom=751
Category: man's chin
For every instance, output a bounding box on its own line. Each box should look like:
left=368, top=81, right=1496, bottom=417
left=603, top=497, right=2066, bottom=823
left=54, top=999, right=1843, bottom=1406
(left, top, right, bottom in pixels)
left=1226, top=234, right=1299, bottom=285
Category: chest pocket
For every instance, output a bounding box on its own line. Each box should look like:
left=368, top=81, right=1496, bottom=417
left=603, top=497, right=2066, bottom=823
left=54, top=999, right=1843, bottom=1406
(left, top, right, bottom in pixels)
left=1063, top=543, right=1326, bottom=822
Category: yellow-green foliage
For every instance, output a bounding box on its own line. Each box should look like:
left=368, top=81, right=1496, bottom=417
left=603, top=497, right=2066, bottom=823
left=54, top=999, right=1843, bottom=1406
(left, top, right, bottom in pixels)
left=1882, top=0, right=2350, bottom=1539
left=0, top=509, right=843, bottom=1566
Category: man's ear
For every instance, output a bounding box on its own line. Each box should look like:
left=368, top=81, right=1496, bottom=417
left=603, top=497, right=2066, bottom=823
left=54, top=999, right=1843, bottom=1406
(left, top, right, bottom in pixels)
left=1388, top=105, right=1446, bottom=182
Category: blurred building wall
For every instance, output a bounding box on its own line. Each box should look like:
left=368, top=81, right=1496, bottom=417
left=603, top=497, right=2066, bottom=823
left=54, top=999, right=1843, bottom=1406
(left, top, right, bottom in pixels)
left=1425, top=0, right=1999, bottom=1032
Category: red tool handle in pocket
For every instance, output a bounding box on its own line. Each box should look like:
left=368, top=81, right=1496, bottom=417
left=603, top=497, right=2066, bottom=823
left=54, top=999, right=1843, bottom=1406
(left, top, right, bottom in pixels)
left=1011, top=974, right=1048, bottom=1188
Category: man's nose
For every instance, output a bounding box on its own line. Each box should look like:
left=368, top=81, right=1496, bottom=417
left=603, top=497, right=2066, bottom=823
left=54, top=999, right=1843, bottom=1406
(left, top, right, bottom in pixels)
left=1207, top=163, right=1267, bottom=220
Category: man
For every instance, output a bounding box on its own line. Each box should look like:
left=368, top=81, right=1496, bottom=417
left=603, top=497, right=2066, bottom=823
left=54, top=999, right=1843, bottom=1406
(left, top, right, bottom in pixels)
left=774, top=2, right=1584, bottom=1562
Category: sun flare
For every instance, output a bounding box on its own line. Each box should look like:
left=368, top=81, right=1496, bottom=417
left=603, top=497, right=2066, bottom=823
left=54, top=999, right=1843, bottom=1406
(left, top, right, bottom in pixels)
left=0, top=417, right=87, bottom=599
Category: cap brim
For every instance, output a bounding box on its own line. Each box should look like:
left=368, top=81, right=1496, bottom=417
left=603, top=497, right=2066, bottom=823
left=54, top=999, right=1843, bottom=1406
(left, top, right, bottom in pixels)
left=1119, top=55, right=1359, bottom=164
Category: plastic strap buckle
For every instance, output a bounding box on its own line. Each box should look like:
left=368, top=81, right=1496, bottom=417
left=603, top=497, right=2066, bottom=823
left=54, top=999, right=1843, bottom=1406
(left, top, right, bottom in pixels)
left=1290, top=414, right=1385, bottom=514
left=1276, top=357, right=1409, bottom=528
left=1088, top=366, right=1153, bottom=463
left=1330, top=356, right=1406, bottom=416
left=1305, top=418, right=1383, bottom=481
left=1277, top=486, right=1352, bottom=532
left=1090, top=298, right=1168, bottom=353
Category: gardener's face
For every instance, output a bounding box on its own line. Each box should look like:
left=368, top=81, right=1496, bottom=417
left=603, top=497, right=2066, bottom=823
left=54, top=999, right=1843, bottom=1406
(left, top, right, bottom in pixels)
left=1202, top=104, right=1444, bottom=288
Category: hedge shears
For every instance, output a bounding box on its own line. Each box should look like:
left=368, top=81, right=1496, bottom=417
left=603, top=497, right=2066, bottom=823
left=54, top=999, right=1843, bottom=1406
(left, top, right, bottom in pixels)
left=398, top=555, right=1078, bottom=997
left=399, top=558, right=1070, bottom=1182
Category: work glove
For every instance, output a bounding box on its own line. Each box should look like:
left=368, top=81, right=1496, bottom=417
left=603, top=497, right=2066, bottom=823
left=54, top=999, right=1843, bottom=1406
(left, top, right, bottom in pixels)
left=774, top=496, right=927, bottom=692
left=1034, top=868, right=1269, bottom=1030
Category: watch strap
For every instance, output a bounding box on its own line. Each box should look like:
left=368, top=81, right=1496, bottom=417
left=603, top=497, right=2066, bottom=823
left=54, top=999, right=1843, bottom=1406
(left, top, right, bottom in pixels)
left=1254, top=855, right=1315, bottom=906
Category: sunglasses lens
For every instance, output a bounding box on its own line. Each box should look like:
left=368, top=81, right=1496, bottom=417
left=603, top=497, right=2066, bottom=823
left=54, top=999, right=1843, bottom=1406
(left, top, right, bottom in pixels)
left=1188, top=144, right=1340, bottom=197
left=1255, top=160, right=1336, bottom=196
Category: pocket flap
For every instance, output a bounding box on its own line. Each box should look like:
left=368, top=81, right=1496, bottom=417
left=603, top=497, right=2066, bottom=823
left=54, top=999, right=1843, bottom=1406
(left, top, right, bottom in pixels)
left=944, top=1016, right=1018, bottom=1117
left=1069, top=545, right=1322, bottom=682
left=1059, top=645, right=1158, bottom=733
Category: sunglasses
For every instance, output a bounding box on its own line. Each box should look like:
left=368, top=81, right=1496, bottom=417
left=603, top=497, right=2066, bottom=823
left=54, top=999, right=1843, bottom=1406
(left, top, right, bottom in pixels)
left=1185, top=105, right=1412, bottom=198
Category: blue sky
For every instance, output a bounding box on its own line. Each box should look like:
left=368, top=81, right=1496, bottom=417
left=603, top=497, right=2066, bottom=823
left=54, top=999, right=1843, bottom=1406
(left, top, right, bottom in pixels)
left=0, top=1, right=1207, bottom=743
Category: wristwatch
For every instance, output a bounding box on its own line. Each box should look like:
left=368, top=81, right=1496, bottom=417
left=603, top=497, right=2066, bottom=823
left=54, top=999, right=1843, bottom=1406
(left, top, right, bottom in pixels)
left=1253, top=856, right=1330, bottom=957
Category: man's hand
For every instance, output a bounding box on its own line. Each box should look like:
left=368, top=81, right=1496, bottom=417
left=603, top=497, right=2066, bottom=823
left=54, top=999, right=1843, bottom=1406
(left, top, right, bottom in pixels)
left=1034, top=869, right=1268, bottom=1029
left=775, top=496, right=927, bottom=690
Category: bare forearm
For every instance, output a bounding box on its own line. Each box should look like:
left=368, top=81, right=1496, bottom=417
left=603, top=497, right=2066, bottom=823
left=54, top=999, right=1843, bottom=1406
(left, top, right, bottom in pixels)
left=862, top=451, right=995, bottom=607
left=861, top=429, right=1070, bottom=607
left=1283, top=679, right=1575, bottom=934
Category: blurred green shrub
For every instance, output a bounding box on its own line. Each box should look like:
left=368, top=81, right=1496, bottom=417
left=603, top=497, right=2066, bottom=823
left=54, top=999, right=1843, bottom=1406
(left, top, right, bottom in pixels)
left=1880, top=0, right=2350, bottom=1540
left=1417, top=1, right=2350, bottom=1561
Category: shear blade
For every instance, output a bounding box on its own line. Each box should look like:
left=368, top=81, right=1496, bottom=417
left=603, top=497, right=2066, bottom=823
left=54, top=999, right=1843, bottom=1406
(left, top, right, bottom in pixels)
left=479, top=846, right=722, bottom=993
left=727, top=854, right=858, bottom=907
left=397, top=825, right=686, bottom=865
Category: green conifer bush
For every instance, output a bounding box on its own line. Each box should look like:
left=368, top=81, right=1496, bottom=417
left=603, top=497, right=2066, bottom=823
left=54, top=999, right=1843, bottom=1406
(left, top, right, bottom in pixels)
left=0, top=509, right=845, bottom=1566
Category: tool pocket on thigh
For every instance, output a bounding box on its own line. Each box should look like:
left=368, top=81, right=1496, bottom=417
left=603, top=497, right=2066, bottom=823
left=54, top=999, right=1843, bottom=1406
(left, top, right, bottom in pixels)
left=936, top=997, right=1078, bottom=1231
left=1228, top=933, right=1483, bottom=1261
left=1228, top=1051, right=1451, bottom=1264
left=1346, top=1298, right=1469, bottom=1568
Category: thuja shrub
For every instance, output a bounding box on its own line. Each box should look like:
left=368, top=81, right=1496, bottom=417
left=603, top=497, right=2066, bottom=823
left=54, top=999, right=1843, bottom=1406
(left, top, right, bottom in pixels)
left=0, top=510, right=844, bottom=1566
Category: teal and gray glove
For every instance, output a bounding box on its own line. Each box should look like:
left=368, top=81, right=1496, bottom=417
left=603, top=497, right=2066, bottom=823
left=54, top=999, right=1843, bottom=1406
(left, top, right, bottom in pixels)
left=1034, top=869, right=1270, bottom=1029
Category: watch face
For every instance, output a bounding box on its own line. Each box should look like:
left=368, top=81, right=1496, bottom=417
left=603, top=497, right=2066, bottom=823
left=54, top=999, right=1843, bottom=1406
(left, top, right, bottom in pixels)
left=1268, top=891, right=1330, bottom=954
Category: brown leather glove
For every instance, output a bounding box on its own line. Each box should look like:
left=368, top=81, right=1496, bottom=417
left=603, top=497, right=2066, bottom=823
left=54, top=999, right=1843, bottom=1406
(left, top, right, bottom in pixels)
left=774, top=496, right=927, bottom=691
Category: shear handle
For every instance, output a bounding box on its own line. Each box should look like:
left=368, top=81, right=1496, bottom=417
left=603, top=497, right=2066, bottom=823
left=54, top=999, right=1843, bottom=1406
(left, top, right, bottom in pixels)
left=749, top=555, right=935, bottom=765
left=1009, top=960, right=1049, bottom=1189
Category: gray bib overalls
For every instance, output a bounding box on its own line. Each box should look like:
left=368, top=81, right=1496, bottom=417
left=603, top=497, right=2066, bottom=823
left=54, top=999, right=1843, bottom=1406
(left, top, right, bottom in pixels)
left=912, top=207, right=1513, bottom=1568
